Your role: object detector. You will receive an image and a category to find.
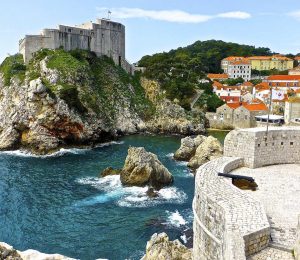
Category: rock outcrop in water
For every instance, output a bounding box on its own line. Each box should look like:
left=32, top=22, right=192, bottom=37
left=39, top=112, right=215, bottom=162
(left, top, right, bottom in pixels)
left=174, top=135, right=223, bottom=171
left=0, top=51, right=204, bottom=154
left=120, top=147, right=173, bottom=188
left=0, top=242, right=74, bottom=260
left=99, top=167, right=121, bottom=177
left=141, top=233, right=192, bottom=260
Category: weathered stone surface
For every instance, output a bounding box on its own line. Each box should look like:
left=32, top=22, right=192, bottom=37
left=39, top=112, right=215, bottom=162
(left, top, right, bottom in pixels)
left=0, top=242, right=75, bottom=260
left=120, top=147, right=173, bottom=188
left=142, top=233, right=192, bottom=260
left=0, top=242, right=22, bottom=260
left=295, top=216, right=300, bottom=260
left=99, top=167, right=121, bottom=177
left=187, top=136, right=223, bottom=170
left=141, top=78, right=205, bottom=135
left=174, top=135, right=206, bottom=161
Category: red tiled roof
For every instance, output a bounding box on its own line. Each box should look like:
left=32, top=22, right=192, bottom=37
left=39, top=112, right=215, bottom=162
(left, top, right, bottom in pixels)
left=227, top=102, right=241, bottom=109
left=222, top=56, right=244, bottom=61
left=242, top=81, right=254, bottom=86
left=208, top=73, right=228, bottom=79
left=267, top=75, right=300, bottom=81
left=220, top=96, right=240, bottom=102
left=212, top=81, right=223, bottom=87
left=243, top=103, right=268, bottom=111
left=230, top=60, right=250, bottom=65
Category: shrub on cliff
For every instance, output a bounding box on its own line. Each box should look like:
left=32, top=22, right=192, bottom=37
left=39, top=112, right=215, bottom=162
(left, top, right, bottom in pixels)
left=0, top=54, right=26, bottom=85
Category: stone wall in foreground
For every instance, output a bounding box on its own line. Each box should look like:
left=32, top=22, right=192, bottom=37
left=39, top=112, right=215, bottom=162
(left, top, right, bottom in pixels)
left=224, top=126, right=300, bottom=168
left=193, top=157, right=270, bottom=260
left=295, top=216, right=300, bottom=260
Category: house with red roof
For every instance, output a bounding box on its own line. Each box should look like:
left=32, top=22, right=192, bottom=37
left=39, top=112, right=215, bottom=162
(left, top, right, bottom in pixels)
left=206, top=101, right=268, bottom=129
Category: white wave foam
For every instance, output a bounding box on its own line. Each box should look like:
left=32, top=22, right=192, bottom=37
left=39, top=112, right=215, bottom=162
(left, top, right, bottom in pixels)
left=180, top=234, right=187, bottom=244
left=175, top=160, right=188, bottom=166
left=166, top=153, right=174, bottom=158
left=76, top=176, right=187, bottom=208
left=0, top=147, right=89, bottom=158
left=0, top=141, right=124, bottom=158
left=166, top=210, right=187, bottom=228
left=94, top=141, right=124, bottom=148
left=117, top=186, right=187, bottom=208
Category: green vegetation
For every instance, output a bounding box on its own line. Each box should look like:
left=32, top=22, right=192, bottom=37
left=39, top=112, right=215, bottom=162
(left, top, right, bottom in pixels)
left=0, top=54, right=26, bottom=86
left=26, top=49, right=154, bottom=122
left=220, top=77, right=244, bottom=86
left=138, top=40, right=271, bottom=109
left=251, top=69, right=289, bottom=76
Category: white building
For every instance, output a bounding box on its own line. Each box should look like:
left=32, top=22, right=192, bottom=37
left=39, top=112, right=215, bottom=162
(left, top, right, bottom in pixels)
left=227, top=60, right=252, bottom=81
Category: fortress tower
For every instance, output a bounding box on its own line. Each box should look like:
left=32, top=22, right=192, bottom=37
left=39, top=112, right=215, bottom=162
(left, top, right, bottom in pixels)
left=19, top=19, right=132, bottom=73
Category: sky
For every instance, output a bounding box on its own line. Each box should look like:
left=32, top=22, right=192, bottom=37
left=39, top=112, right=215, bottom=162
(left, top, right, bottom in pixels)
left=1, top=0, right=300, bottom=63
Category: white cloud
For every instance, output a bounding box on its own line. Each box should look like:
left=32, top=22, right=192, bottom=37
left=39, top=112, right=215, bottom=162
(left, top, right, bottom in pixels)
left=217, top=11, right=251, bottom=19
left=288, top=10, right=300, bottom=20
left=97, top=7, right=251, bottom=23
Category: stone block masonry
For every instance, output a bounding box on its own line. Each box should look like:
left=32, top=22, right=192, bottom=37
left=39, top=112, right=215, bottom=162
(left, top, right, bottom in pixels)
left=295, top=216, right=300, bottom=260
left=19, top=19, right=133, bottom=74
left=193, top=157, right=270, bottom=260
left=224, top=126, right=300, bottom=168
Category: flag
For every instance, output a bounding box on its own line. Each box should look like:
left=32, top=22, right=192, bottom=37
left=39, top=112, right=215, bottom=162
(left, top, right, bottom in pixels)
left=272, top=89, right=285, bottom=100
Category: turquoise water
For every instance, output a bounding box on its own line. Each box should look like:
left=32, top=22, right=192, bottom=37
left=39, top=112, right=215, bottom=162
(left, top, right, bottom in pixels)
left=0, top=133, right=227, bottom=260
left=0, top=135, right=196, bottom=260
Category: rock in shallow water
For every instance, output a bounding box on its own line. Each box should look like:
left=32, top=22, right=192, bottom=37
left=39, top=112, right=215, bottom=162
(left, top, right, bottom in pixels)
left=99, top=167, right=121, bottom=177
left=120, top=147, right=173, bottom=188
left=141, top=232, right=192, bottom=260
left=174, top=135, right=223, bottom=172
left=187, top=136, right=223, bottom=171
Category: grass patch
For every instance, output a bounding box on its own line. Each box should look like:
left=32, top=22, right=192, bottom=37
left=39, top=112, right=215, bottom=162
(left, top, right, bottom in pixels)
left=0, top=54, right=26, bottom=86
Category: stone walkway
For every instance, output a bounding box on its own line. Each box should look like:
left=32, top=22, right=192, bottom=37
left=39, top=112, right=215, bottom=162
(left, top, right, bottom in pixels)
left=247, top=247, right=294, bottom=260
left=232, top=164, right=300, bottom=249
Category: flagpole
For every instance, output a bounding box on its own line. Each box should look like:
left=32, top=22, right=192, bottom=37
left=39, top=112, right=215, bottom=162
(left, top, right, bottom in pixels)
left=265, top=85, right=272, bottom=140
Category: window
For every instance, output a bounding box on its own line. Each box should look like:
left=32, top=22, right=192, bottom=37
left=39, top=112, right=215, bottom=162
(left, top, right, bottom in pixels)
left=68, top=28, right=72, bottom=32
left=245, top=115, right=248, bottom=120
left=290, top=142, right=294, bottom=146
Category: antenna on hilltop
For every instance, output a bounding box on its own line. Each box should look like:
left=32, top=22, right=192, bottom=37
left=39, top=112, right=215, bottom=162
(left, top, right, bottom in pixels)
left=107, top=10, right=112, bottom=20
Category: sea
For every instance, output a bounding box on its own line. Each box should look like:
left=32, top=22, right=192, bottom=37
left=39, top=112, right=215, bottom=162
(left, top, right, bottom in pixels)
left=0, top=131, right=227, bottom=260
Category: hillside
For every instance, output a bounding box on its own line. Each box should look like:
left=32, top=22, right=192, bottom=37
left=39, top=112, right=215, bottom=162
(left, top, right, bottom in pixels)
left=138, top=40, right=273, bottom=109
left=0, top=49, right=203, bottom=154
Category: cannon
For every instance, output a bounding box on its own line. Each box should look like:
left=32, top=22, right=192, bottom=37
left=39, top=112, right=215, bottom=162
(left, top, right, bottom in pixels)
left=218, top=173, right=257, bottom=190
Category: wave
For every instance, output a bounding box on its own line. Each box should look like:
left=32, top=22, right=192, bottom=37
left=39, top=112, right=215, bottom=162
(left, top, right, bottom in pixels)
left=166, top=210, right=187, bottom=228
left=0, top=141, right=124, bottom=158
left=166, top=153, right=174, bottom=158
left=75, top=176, right=187, bottom=208
left=164, top=209, right=193, bottom=228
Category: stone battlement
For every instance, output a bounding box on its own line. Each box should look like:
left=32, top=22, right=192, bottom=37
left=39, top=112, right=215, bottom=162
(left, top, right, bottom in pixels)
left=224, top=126, right=300, bottom=168
left=193, top=157, right=270, bottom=260
left=19, top=19, right=133, bottom=74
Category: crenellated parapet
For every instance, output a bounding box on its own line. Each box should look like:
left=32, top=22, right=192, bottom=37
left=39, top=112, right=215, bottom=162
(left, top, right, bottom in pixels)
left=224, top=127, right=300, bottom=168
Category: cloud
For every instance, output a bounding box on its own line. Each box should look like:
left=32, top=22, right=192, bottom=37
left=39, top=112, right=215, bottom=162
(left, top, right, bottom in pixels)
left=97, top=7, right=251, bottom=23
left=288, top=10, right=300, bottom=20
left=217, top=11, right=251, bottom=19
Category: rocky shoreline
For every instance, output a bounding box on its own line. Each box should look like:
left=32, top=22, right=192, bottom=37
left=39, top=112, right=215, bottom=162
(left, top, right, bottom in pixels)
left=0, top=51, right=204, bottom=155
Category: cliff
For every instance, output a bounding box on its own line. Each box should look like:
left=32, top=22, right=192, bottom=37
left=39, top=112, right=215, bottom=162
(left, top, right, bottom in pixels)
left=0, top=50, right=204, bottom=154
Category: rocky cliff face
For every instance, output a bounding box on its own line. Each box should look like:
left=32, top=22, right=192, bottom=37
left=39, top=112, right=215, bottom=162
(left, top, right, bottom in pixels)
left=141, top=78, right=205, bottom=135
left=0, top=242, right=74, bottom=260
left=141, top=233, right=192, bottom=260
left=0, top=50, right=205, bottom=154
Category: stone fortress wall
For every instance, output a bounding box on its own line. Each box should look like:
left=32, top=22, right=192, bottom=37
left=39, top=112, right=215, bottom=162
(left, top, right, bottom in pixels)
left=193, top=127, right=300, bottom=260
left=19, top=19, right=133, bottom=74
left=224, top=127, right=300, bottom=168
left=193, top=157, right=270, bottom=260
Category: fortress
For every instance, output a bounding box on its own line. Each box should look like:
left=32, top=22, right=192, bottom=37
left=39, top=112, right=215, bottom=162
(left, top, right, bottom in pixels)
left=193, top=127, right=300, bottom=260
left=19, top=19, right=133, bottom=74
